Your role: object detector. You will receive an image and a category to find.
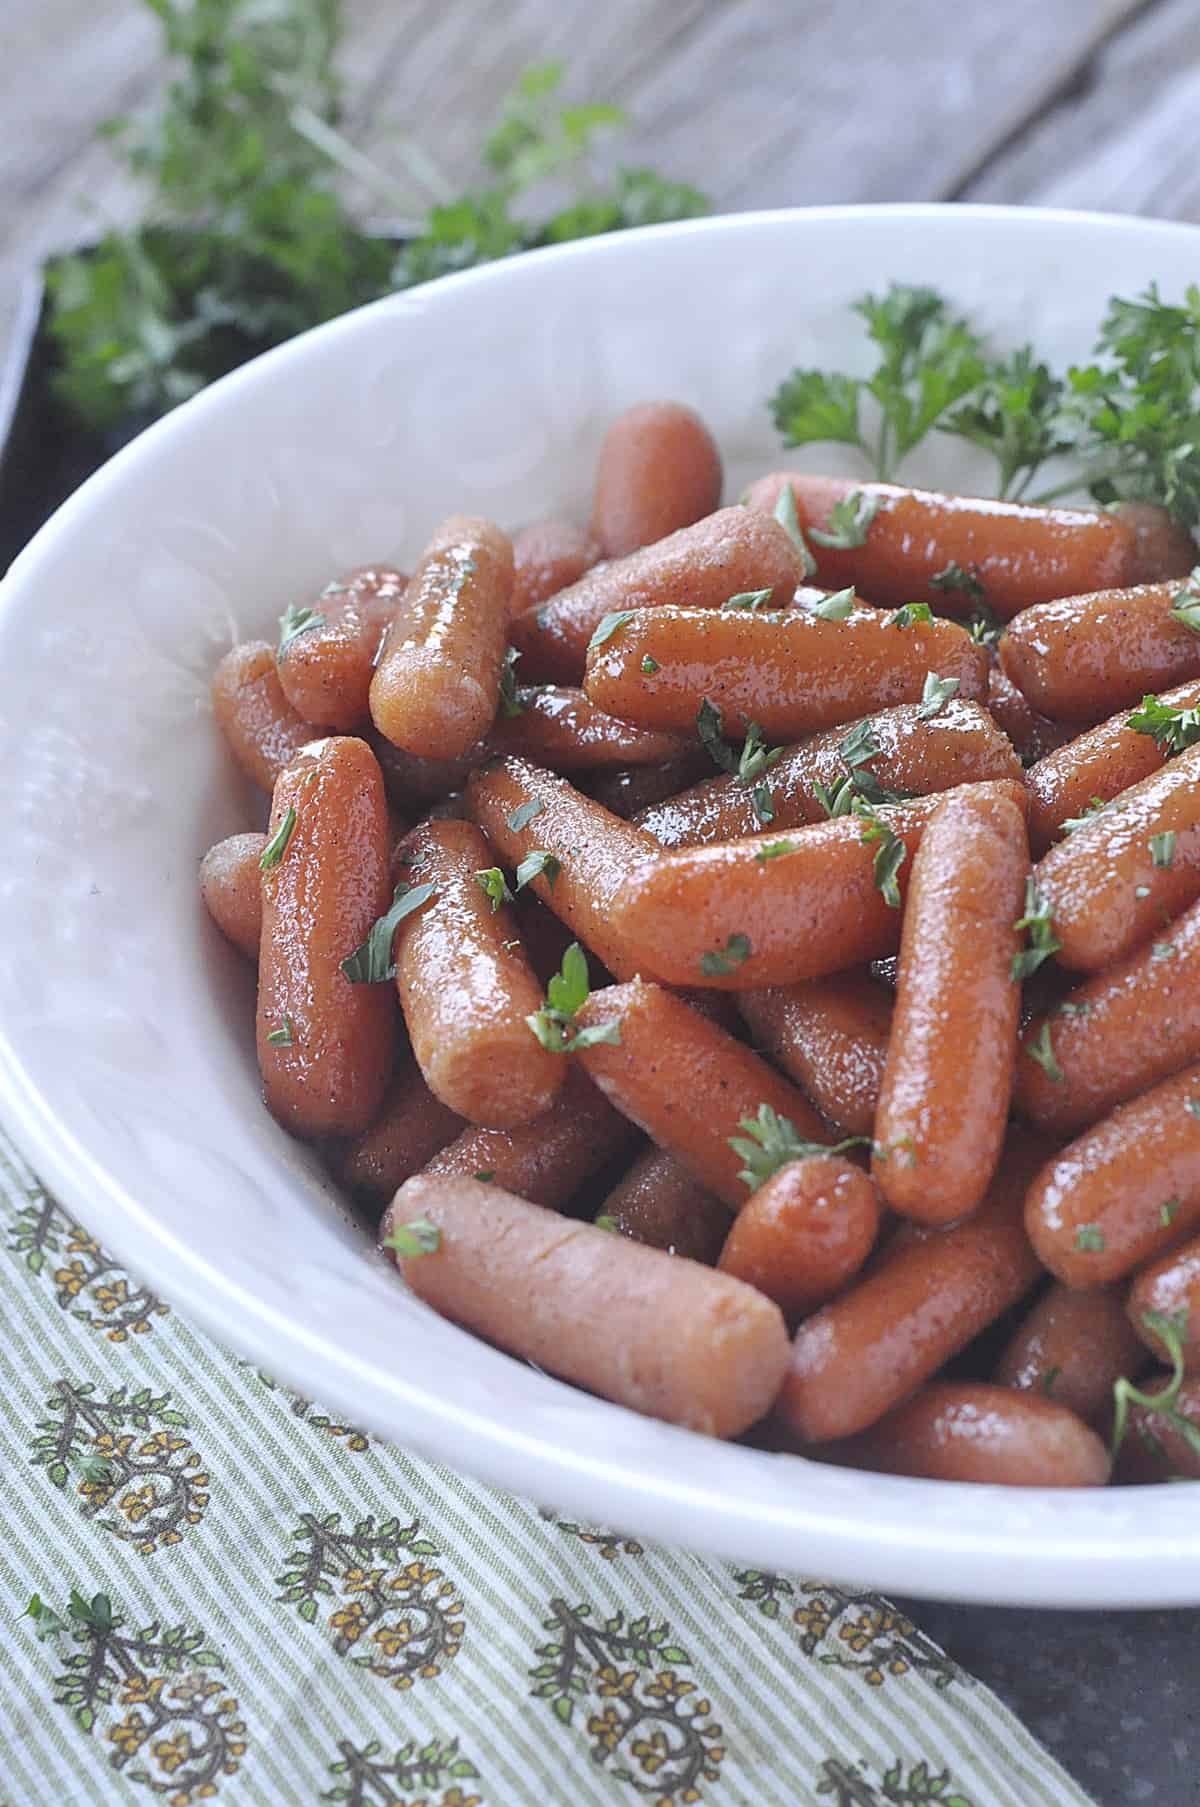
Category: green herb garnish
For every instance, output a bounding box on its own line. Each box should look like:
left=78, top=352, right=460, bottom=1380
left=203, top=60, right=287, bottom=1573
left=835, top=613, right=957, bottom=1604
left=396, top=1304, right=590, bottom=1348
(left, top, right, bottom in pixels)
left=930, top=560, right=985, bottom=601
left=259, top=806, right=297, bottom=871
left=516, top=850, right=562, bottom=891
left=1025, top=1022, right=1064, bottom=1083
left=1111, top=1310, right=1200, bottom=1469
left=1151, top=831, right=1177, bottom=868
left=641, top=656, right=660, bottom=674
left=1127, top=693, right=1200, bottom=756
left=474, top=1171, right=495, bottom=1183
left=887, top=603, right=934, bottom=629
left=854, top=804, right=906, bottom=908
left=808, top=490, right=881, bottom=549
left=594, top=1214, right=619, bottom=1233
left=755, top=839, right=798, bottom=862
left=588, top=610, right=636, bottom=653
left=1075, top=1224, right=1106, bottom=1252
left=729, top=1103, right=868, bottom=1189
left=475, top=867, right=514, bottom=912
left=497, top=646, right=525, bottom=718
left=773, top=484, right=818, bottom=578
left=507, top=798, right=545, bottom=833
left=526, top=943, right=621, bottom=1053
left=916, top=671, right=960, bottom=720
left=810, top=586, right=857, bottom=621
left=1162, top=1198, right=1181, bottom=1227
left=382, top=1219, right=442, bottom=1257
left=277, top=604, right=325, bottom=662
left=266, top=1016, right=295, bottom=1047
left=1011, top=878, right=1061, bottom=981
left=340, top=880, right=436, bottom=983
left=699, top=934, right=752, bottom=976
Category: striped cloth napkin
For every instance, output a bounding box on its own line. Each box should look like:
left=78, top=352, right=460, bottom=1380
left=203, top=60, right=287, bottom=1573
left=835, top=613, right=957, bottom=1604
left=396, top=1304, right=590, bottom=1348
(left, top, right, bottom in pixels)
left=0, top=1128, right=1093, bottom=1807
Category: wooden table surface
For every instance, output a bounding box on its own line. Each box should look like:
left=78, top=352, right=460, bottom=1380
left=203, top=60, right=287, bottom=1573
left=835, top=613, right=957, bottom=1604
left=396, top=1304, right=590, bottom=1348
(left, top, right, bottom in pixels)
left=3, top=0, right=1200, bottom=359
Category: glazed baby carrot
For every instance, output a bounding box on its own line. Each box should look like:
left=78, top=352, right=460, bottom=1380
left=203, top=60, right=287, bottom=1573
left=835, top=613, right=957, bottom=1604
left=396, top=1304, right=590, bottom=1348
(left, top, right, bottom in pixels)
left=872, top=787, right=1027, bottom=1223
left=742, top=472, right=1135, bottom=617
left=778, top=1132, right=1046, bottom=1442
left=598, top=1147, right=732, bottom=1265
left=509, top=506, right=803, bottom=683
left=635, top=697, right=1021, bottom=849
left=466, top=756, right=654, bottom=981
left=488, top=686, right=689, bottom=770
left=993, top=1284, right=1147, bottom=1424
left=583, top=604, right=989, bottom=740
left=737, top=973, right=892, bottom=1139
left=590, top=400, right=723, bottom=557
left=424, top=1066, right=638, bottom=1211
left=986, top=665, right=1072, bottom=765
left=336, top=1052, right=466, bottom=1203
left=1014, top=893, right=1200, bottom=1135
left=1025, top=678, right=1200, bottom=854
left=390, top=818, right=563, bottom=1128
left=584, top=750, right=712, bottom=818
left=1033, top=741, right=1200, bottom=972
left=606, top=780, right=1028, bottom=990
left=572, top=978, right=828, bottom=1209
left=277, top=567, right=407, bottom=730
left=717, top=1154, right=881, bottom=1318
left=1115, top=503, right=1200, bottom=585
left=370, top=515, right=514, bottom=758
left=200, top=832, right=265, bottom=959
left=381, top=1174, right=789, bottom=1438
left=1025, top=1062, right=1200, bottom=1285
left=834, top=1384, right=1110, bottom=1487
left=212, top=640, right=314, bottom=792
left=1128, top=1239, right=1200, bottom=1367
left=999, top=577, right=1200, bottom=722
left=511, top=519, right=600, bottom=615
left=257, top=736, right=395, bottom=1137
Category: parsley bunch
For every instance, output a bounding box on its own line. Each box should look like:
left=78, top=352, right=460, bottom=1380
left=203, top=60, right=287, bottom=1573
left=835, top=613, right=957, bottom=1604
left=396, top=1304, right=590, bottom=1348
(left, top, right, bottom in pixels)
left=47, top=2, right=708, bottom=431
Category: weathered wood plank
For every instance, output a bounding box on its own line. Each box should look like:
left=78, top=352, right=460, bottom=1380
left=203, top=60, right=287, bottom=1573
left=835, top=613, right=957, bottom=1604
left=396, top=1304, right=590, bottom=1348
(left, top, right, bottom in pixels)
left=961, top=0, right=1200, bottom=218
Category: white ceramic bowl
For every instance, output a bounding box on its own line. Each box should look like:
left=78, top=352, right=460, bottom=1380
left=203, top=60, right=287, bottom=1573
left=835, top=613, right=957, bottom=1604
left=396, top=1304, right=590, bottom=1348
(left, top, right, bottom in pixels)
left=2, top=204, right=1197, bottom=1608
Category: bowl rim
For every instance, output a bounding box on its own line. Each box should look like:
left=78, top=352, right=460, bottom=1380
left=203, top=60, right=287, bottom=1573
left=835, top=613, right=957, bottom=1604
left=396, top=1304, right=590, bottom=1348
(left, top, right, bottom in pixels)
left=4, top=201, right=1200, bottom=1609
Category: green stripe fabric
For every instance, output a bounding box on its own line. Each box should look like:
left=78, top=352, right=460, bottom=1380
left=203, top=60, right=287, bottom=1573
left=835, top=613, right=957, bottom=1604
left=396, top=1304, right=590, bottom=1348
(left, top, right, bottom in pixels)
left=0, top=1126, right=1094, bottom=1807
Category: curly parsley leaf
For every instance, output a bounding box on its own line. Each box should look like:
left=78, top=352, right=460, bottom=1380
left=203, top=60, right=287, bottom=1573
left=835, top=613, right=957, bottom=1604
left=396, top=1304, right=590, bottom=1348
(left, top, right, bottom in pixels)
left=916, top=671, right=960, bottom=720
left=589, top=610, right=636, bottom=654
left=773, top=485, right=818, bottom=577
left=723, top=588, right=775, bottom=611
left=507, top=798, right=545, bottom=833
left=1012, top=878, right=1061, bottom=981
left=475, top=867, right=514, bottom=912
left=941, top=345, right=1072, bottom=500
left=729, top=1103, right=868, bottom=1190
left=809, top=586, right=857, bottom=621
left=382, top=1219, right=442, bottom=1258
left=854, top=803, right=907, bottom=908
left=1024, top=1021, right=1064, bottom=1083
left=526, top=942, right=621, bottom=1053
left=516, top=850, right=562, bottom=891
left=699, top=933, right=753, bottom=977
left=808, top=489, right=881, bottom=549
left=1111, top=1309, right=1200, bottom=1471
left=930, top=560, right=985, bottom=603
left=341, top=880, right=436, bottom=984
left=1171, top=568, right=1200, bottom=633
left=277, top=604, right=325, bottom=662
left=1127, top=692, right=1200, bottom=756
left=887, top=603, right=934, bottom=629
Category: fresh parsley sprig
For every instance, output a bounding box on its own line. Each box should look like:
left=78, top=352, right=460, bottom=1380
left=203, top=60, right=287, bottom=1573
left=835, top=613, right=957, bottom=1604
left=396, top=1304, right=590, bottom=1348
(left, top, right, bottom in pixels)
left=526, top=943, right=621, bottom=1053
left=340, top=879, right=436, bottom=983
left=854, top=802, right=907, bottom=907
left=729, top=1103, right=868, bottom=1189
left=1011, top=878, right=1061, bottom=980
left=1111, top=1310, right=1200, bottom=1472
left=695, top=700, right=783, bottom=824
left=382, top=1219, right=442, bottom=1257
left=1127, top=692, right=1200, bottom=756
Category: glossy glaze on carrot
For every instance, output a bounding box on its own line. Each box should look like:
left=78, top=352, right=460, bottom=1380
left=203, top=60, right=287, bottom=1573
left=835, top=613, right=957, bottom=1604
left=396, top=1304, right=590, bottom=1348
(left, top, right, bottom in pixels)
left=994, top=1283, right=1147, bottom=1423
left=1000, top=581, right=1200, bottom=722
left=717, top=1154, right=881, bottom=1318
left=834, top=1383, right=1110, bottom=1487
left=737, top=974, right=892, bottom=1139
left=212, top=640, right=314, bottom=792
left=489, top=686, right=689, bottom=770
left=742, top=471, right=1135, bottom=617
left=278, top=567, right=407, bottom=730
left=598, top=1147, right=732, bottom=1264
left=200, top=832, right=266, bottom=959
left=590, top=401, right=723, bottom=557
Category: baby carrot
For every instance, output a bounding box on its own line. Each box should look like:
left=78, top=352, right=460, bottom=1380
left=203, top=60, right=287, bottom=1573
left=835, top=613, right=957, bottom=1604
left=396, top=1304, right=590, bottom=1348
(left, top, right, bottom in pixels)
left=390, top=818, right=563, bottom=1128
left=466, top=756, right=654, bottom=981
left=200, top=832, right=266, bottom=959
left=256, top=736, right=395, bottom=1137
left=717, top=1154, right=882, bottom=1318
left=488, top=686, right=689, bottom=770
left=336, top=1052, right=466, bottom=1203
left=278, top=567, right=407, bottom=730
left=370, top=515, right=514, bottom=758
left=381, top=1174, right=789, bottom=1438
left=1127, top=1239, right=1200, bottom=1368
left=1000, top=578, right=1200, bottom=722
left=1025, top=678, right=1200, bottom=854
left=1015, top=892, right=1200, bottom=1135
left=511, top=519, right=600, bottom=615
left=872, top=787, right=1027, bottom=1223
left=1025, top=1062, right=1200, bottom=1285
left=598, top=1147, right=732, bottom=1265
left=778, top=1132, right=1047, bottom=1442
left=572, top=978, right=828, bottom=1209
left=590, top=400, right=723, bottom=557
left=212, top=640, right=314, bottom=792
left=635, top=697, right=1021, bottom=849
left=1033, top=741, right=1200, bottom=972
left=835, top=1384, right=1110, bottom=1487
left=743, top=472, right=1135, bottom=617
left=993, top=1284, right=1147, bottom=1424
left=508, top=506, right=803, bottom=682
left=606, top=780, right=1029, bottom=990
left=987, top=665, right=1073, bottom=765
left=737, top=972, right=892, bottom=1139
left=583, top=604, right=989, bottom=740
